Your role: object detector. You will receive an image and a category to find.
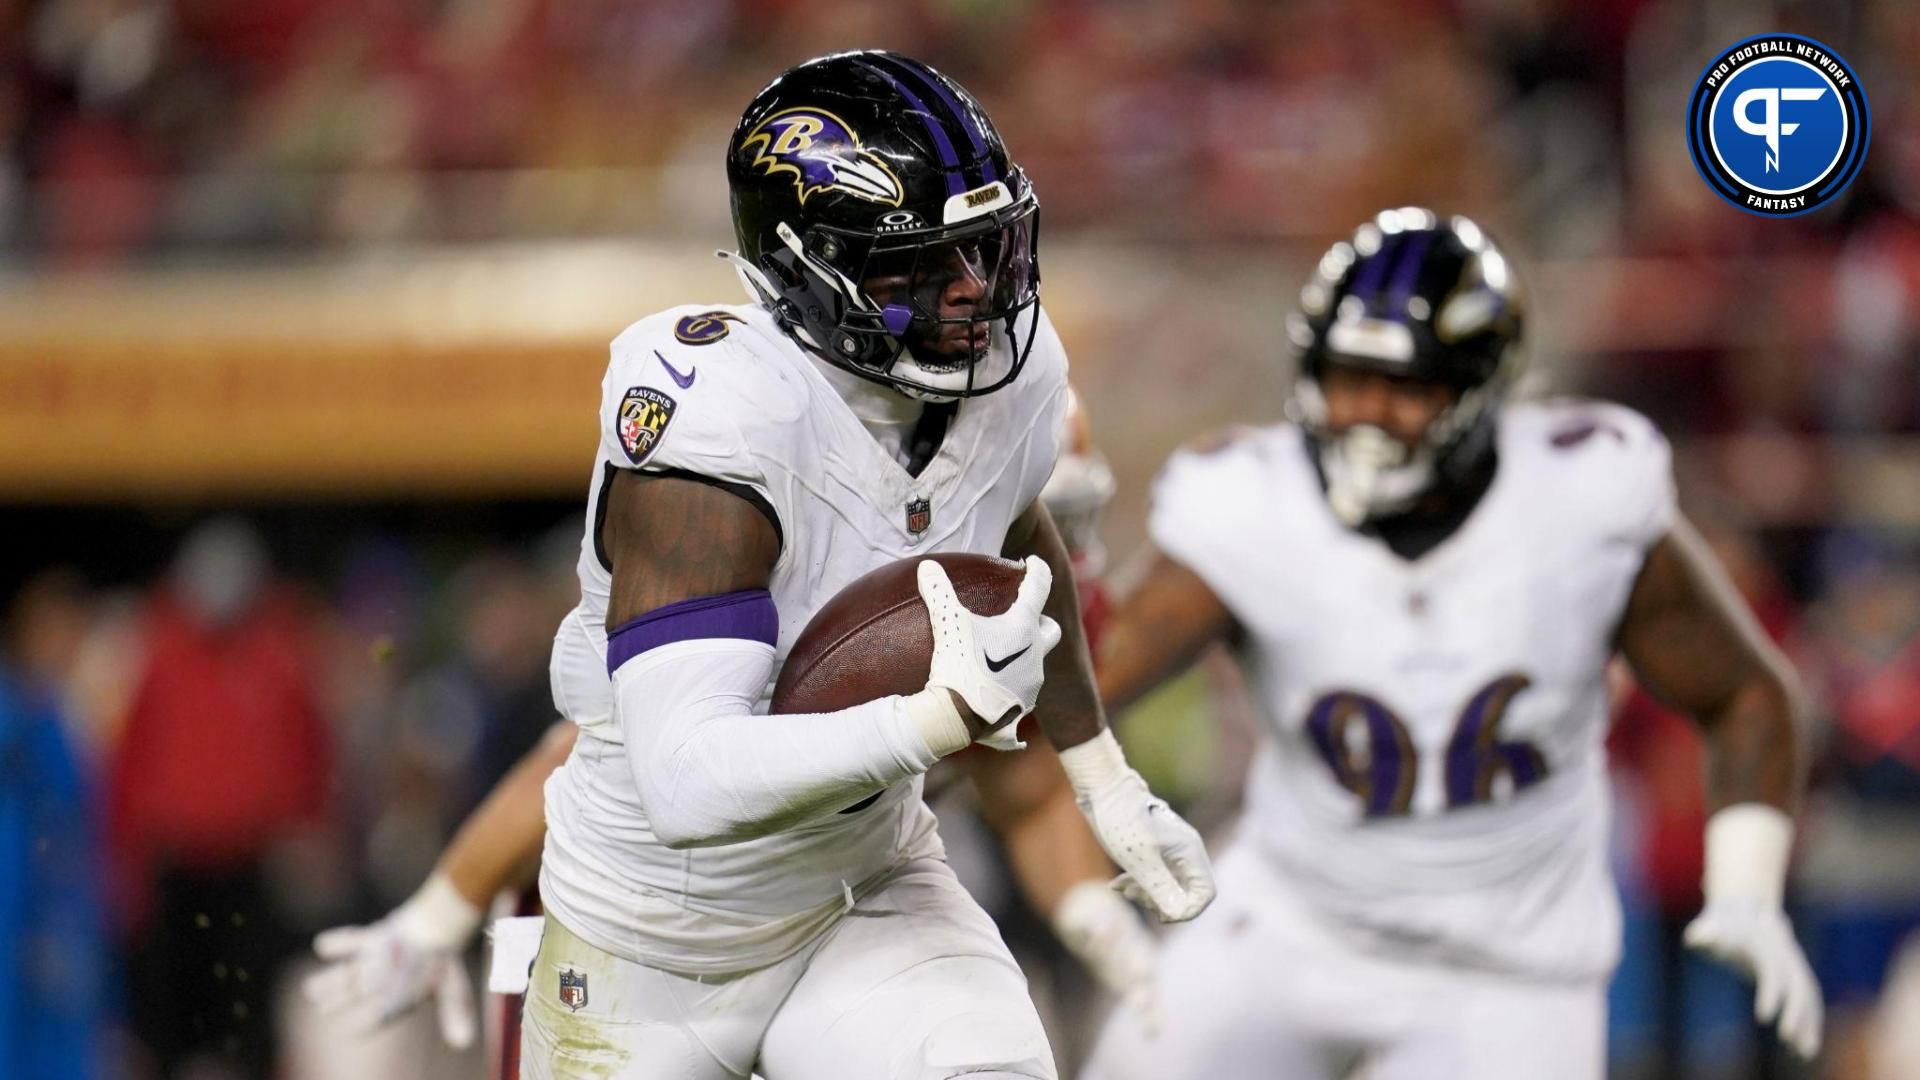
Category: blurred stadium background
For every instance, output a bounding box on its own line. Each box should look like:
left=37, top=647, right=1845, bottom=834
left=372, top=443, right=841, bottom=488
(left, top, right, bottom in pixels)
left=1, top=0, right=1917, bottom=1077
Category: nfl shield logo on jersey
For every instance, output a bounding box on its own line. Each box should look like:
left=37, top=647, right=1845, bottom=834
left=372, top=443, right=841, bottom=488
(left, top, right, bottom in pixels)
left=558, top=968, right=588, bottom=1012
left=906, top=497, right=932, bottom=535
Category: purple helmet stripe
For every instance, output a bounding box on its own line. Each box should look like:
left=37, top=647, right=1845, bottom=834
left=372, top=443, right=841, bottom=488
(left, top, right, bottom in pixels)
left=1386, top=231, right=1431, bottom=310
left=853, top=59, right=968, bottom=197
left=885, top=57, right=1000, bottom=185
left=1348, top=232, right=1397, bottom=305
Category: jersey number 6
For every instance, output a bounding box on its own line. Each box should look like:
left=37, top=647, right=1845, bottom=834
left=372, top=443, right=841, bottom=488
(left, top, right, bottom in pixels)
left=1304, top=674, right=1544, bottom=817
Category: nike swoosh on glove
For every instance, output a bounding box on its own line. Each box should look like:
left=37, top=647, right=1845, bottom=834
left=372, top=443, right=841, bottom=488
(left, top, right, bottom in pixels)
left=918, top=556, right=1062, bottom=749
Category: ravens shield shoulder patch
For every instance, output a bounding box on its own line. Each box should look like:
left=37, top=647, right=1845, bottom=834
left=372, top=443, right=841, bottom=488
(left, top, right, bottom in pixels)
left=618, top=386, right=677, bottom=465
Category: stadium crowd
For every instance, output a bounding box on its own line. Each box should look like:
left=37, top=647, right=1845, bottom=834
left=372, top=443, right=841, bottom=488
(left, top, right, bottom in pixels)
left=1, top=0, right=1917, bottom=1078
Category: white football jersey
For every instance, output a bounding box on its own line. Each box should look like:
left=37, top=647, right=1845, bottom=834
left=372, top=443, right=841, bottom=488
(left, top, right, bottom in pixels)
left=1148, top=400, right=1675, bottom=981
left=541, top=300, right=1069, bottom=975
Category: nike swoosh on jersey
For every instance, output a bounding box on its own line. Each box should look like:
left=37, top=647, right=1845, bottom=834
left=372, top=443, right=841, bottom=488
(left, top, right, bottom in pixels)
left=984, top=645, right=1031, bottom=673
left=655, top=351, right=696, bottom=389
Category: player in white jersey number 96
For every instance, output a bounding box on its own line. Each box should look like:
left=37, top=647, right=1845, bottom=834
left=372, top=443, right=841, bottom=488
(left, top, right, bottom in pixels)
left=1079, top=208, right=1820, bottom=1080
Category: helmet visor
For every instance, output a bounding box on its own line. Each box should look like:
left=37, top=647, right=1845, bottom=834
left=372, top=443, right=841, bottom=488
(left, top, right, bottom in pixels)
left=860, top=209, right=1037, bottom=366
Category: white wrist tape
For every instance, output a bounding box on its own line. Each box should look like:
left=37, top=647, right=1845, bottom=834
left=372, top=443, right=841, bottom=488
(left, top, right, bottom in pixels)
left=1702, top=803, right=1794, bottom=908
left=1058, top=728, right=1133, bottom=795
left=904, top=688, right=971, bottom=759
left=393, top=871, right=485, bottom=953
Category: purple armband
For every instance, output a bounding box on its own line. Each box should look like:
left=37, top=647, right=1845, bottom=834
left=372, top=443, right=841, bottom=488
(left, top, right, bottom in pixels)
left=607, top=589, right=778, bottom=674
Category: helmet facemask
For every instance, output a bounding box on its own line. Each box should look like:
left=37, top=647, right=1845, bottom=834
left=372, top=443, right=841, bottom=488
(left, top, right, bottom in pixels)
left=1285, top=209, right=1527, bottom=528
left=1291, top=370, right=1505, bottom=527
left=725, top=52, right=1043, bottom=400
left=756, top=190, right=1041, bottom=401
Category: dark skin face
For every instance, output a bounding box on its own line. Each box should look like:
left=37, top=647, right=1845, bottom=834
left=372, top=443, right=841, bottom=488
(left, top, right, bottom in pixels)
left=603, top=472, right=1106, bottom=748
left=861, top=239, right=993, bottom=368
left=1319, top=365, right=1458, bottom=448
left=1096, top=513, right=1803, bottom=813
left=1088, top=367, right=1460, bottom=713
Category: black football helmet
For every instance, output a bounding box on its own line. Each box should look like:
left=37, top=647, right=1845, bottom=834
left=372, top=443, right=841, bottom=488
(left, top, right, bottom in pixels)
left=1285, top=208, right=1526, bottom=525
left=726, top=51, right=1040, bottom=400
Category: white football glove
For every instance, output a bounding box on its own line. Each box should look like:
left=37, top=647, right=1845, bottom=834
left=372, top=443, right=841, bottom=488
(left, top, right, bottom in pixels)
left=1053, top=879, right=1160, bottom=1032
left=1682, top=804, right=1823, bottom=1060
left=1060, top=729, right=1215, bottom=923
left=918, top=556, right=1061, bottom=748
left=302, top=872, right=481, bottom=1048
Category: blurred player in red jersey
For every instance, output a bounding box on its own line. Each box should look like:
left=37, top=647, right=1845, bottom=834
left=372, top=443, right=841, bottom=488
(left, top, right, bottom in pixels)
left=304, top=389, right=1156, bottom=1078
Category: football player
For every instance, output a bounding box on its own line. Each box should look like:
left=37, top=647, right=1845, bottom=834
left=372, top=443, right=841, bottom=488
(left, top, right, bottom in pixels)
left=1078, top=208, right=1821, bottom=1079
left=397, top=51, right=1206, bottom=1080
left=301, top=394, right=1158, bottom=1078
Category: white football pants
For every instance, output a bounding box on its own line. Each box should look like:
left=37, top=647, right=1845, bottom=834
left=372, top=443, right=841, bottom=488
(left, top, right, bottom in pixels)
left=1080, top=844, right=1606, bottom=1080
left=520, top=857, right=1056, bottom=1079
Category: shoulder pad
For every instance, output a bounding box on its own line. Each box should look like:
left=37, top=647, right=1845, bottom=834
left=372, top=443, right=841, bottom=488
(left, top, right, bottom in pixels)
left=1515, top=399, right=1675, bottom=548
left=1531, top=398, right=1665, bottom=455
left=600, top=307, right=774, bottom=479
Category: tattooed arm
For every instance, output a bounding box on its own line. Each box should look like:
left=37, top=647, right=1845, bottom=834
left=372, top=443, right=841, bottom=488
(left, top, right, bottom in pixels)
left=602, top=470, right=779, bottom=623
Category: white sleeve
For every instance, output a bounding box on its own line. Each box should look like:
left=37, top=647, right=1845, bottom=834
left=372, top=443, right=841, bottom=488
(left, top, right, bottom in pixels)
left=613, top=637, right=952, bottom=849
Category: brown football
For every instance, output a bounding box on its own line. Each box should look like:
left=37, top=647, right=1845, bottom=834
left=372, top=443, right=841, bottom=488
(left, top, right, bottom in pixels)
left=770, top=552, right=1027, bottom=715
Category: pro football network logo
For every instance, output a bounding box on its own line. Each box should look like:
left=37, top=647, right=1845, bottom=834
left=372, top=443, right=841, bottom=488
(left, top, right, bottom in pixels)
left=1686, top=34, right=1869, bottom=217
left=740, top=107, right=905, bottom=207
left=617, top=385, right=677, bottom=465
